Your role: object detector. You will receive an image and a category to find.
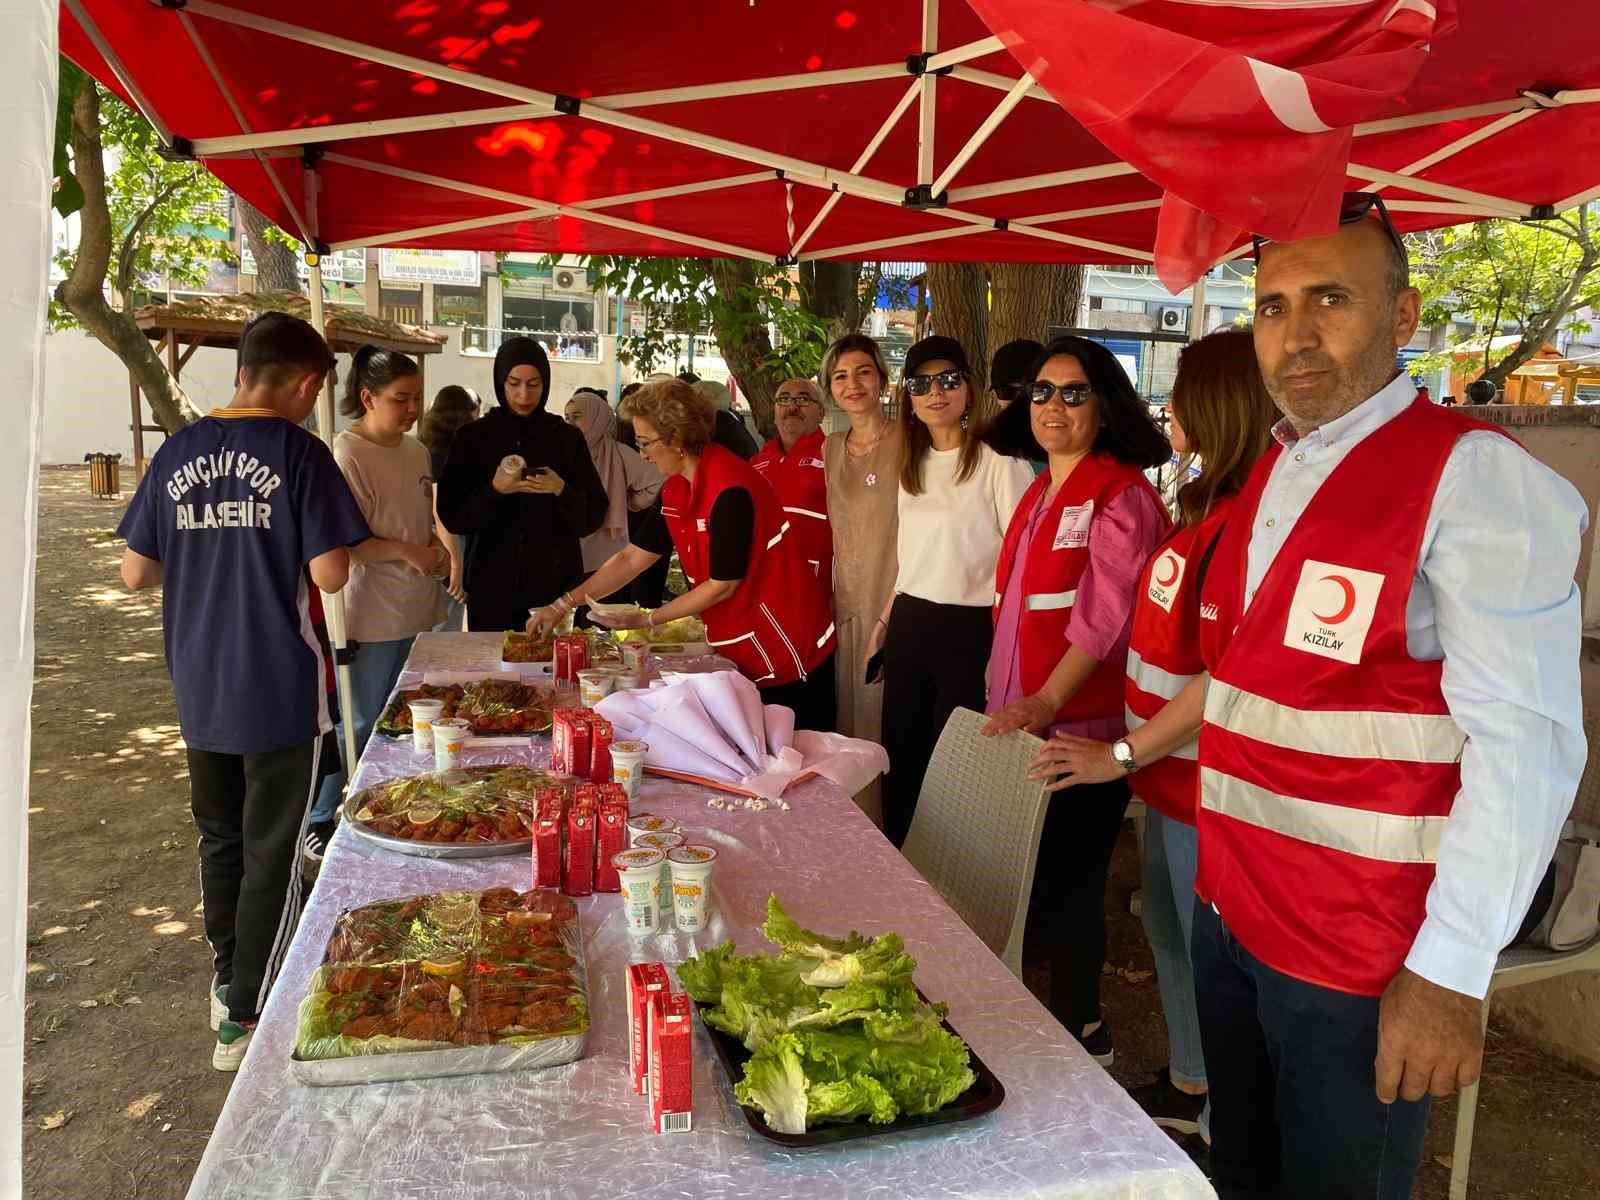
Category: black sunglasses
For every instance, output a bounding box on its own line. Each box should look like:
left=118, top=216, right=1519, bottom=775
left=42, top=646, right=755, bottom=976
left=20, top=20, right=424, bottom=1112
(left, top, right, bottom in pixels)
left=905, top=369, right=967, bottom=397
left=1251, top=191, right=1407, bottom=265
left=1028, top=381, right=1093, bottom=407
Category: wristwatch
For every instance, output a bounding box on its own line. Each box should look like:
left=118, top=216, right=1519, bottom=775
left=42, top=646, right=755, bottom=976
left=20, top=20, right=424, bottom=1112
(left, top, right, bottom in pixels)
left=1110, top=739, right=1137, bottom=773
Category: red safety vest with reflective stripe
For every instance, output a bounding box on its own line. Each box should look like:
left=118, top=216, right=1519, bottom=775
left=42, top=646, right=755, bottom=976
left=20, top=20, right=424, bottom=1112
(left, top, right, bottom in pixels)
left=993, top=454, right=1167, bottom=725
left=1124, top=495, right=1236, bottom=825
left=750, top=428, right=832, bottom=594
left=1197, top=395, right=1506, bottom=996
left=660, top=443, right=835, bottom=689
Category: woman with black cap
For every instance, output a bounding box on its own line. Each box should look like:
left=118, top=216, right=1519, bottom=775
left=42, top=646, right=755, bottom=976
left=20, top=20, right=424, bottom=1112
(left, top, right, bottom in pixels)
left=436, top=337, right=608, bottom=631
left=867, top=335, right=1035, bottom=847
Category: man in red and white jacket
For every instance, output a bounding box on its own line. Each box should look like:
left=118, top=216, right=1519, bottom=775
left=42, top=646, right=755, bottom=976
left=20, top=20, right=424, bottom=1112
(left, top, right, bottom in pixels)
left=750, top=378, right=832, bottom=595
left=1188, top=199, right=1588, bottom=1198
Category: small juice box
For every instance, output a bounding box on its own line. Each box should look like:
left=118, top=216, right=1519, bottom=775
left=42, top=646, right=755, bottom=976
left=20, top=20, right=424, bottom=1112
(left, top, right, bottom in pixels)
left=626, top=963, right=670, bottom=1096
left=648, top=991, right=694, bottom=1133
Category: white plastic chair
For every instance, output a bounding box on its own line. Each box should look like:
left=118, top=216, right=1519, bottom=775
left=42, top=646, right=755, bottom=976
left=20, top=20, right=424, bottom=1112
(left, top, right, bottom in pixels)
left=901, top=708, right=1050, bottom=978
left=1448, top=705, right=1600, bottom=1199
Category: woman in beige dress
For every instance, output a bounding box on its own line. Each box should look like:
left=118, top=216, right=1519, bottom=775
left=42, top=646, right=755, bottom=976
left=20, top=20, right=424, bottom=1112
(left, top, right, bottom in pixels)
left=822, top=333, right=903, bottom=825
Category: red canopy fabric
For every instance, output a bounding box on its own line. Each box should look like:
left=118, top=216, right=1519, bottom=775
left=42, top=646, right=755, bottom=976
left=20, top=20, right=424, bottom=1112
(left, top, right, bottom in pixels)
left=60, top=1, right=1600, bottom=291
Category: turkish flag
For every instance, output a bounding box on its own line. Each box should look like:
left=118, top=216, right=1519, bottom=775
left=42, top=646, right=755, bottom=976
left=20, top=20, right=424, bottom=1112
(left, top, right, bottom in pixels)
left=968, top=0, right=1456, bottom=290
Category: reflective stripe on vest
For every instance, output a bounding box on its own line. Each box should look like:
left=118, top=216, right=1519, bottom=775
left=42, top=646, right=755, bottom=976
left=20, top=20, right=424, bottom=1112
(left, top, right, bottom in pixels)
left=783, top=506, right=828, bottom=522
left=1024, top=589, right=1077, bottom=612
left=1125, top=706, right=1198, bottom=761
left=766, top=520, right=791, bottom=550
left=1126, top=647, right=1196, bottom=703
left=1205, top=679, right=1466, bottom=764
left=815, top=621, right=835, bottom=649
left=1199, top=766, right=1446, bottom=863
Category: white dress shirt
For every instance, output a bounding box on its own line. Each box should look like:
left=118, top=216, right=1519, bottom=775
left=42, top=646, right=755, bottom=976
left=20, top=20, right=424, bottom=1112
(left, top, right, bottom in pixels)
left=1245, top=372, right=1589, bottom=998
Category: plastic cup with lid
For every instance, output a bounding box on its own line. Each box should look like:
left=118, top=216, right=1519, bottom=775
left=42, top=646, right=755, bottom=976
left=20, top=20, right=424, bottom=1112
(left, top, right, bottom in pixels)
left=576, top=668, right=614, bottom=708
left=667, top=844, right=719, bottom=933
left=431, top=718, right=470, bottom=771
left=611, top=739, right=648, bottom=801
left=408, top=699, right=445, bottom=755
left=633, top=831, right=685, bottom=915
left=611, top=847, right=665, bottom=936
left=626, top=813, right=678, bottom=845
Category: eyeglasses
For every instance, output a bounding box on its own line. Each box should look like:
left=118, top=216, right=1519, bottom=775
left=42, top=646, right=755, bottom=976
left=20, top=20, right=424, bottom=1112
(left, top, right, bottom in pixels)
left=905, top=369, right=966, bottom=397
left=636, top=434, right=666, bottom=451
left=775, top=394, right=821, bottom=409
left=1251, top=191, right=1407, bottom=266
left=1028, top=381, right=1093, bottom=407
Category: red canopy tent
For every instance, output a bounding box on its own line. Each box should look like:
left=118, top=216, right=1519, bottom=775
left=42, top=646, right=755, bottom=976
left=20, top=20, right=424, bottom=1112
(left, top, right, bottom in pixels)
left=57, top=1, right=1600, bottom=288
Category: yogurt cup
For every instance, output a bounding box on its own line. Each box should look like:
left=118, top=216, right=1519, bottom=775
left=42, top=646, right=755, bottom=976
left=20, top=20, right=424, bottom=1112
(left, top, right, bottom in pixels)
left=408, top=699, right=445, bottom=755
left=619, top=639, right=650, bottom=679
left=633, top=831, right=685, bottom=915
left=612, top=847, right=665, bottom=936
left=611, top=739, right=649, bottom=801
left=626, top=813, right=679, bottom=845
left=497, top=454, right=526, bottom=479
left=576, top=668, right=615, bottom=707
left=667, top=844, right=719, bottom=933
left=431, top=718, right=470, bottom=771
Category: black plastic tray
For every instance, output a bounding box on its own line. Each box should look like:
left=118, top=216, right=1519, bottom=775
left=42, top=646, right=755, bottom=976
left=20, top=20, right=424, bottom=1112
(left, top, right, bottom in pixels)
left=695, top=1001, right=1004, bottom=1147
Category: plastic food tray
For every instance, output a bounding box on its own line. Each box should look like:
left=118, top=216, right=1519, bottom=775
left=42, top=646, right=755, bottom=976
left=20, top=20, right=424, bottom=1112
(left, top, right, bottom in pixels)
left=341, top=790, right=532, bottom=860
left=695, top=1001, right=1005, bottom=1146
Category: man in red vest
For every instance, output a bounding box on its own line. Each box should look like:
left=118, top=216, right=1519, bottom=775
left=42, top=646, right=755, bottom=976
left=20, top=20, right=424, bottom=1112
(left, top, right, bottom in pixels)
left=750, top=377, right=832, bottom=594
left=1192, top=195, right=1588, bottom=1198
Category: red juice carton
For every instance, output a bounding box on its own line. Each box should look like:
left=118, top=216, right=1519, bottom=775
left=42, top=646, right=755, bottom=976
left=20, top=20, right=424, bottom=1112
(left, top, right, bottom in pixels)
left=572, top=781, right=601, bottom=810
left=594, top=800, right=629, bottom=892
left=589, top=715, right=614, bottom=783
left=562, top=804, right=596, bottom=896
left=552, top=710, right=592, bottom=778
left=648, top=991, right=694, bottom=1133
left=554, top=632, right=590, bottom=683
left=596, top=782, right=629, bottom=809
left=531, top=786, right=566, bottom=889
left=626, top=963, right=670, bottom=1095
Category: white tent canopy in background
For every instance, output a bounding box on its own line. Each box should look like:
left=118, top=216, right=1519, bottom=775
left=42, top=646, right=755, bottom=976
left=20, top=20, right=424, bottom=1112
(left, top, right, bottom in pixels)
left=0, top=2, right=55, bottom=1196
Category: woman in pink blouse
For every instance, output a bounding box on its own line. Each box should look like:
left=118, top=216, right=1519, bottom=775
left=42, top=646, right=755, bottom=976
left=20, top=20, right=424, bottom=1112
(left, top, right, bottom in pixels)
left=981, top=336, right=1171, bottom=1064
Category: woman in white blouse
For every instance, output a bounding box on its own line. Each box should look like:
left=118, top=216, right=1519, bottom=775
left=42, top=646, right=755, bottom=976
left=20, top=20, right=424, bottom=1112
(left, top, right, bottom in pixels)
left=867, top=336, right=1034, bottom=846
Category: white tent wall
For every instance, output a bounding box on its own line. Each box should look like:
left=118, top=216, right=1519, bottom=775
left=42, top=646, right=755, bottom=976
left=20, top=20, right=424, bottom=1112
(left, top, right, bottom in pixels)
left=0, top=1, right=56, bottom=1196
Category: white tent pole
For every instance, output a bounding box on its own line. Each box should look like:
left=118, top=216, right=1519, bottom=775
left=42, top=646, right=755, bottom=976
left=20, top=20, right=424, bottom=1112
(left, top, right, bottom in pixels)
left=596, top=63, right=905, bottom=109
left=947, top=162, right=1140, bottom=203
left=1389, top=109, right=1538, bottom=179
left=932, top=70, right=1036, bottom=197
left=328, top=208, right=555, bottom=248
left=62, top=0, right=173, bottom=144
left=190, top=103, right=557, bottom=157
left=916, top=0, right=939, bottom=186
left=946, top=65, right=1055, bottom=103
left=1556, top=181, right=1600, bottom=212
left=926, top=35, right=1006, bottom=72
left=1343, top=163, right=1529, bottom=215
left=576, top=172, right=776, bottom=211
left=1188, top=275, right=1208, bottom=340
left=791, top=79, right=921, bottom=257
left=800, top=223, right=990, bottom=261
left=1004, top=221, right=1156, bottom=261
left=1014, top=199, right=1162, bottom=225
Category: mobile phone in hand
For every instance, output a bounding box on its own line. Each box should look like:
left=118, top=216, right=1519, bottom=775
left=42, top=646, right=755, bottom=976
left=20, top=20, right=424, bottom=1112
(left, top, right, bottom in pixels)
left=864, top=648, right=885, bottom=685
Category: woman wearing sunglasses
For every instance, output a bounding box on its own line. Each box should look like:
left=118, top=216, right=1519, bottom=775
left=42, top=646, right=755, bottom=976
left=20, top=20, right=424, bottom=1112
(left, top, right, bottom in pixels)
left=869, top=336, right=1036, bottom=849
left=980, top=335, right=1171, bottom=1064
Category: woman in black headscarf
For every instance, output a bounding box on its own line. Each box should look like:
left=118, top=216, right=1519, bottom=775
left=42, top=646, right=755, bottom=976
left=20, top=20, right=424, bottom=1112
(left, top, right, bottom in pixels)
left=437, top=337, right=608, bottom=631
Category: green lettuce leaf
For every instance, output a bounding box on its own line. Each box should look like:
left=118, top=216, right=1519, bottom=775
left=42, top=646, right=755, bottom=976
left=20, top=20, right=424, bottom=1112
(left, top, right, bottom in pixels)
left=676, top=940, right=739, bottom=1004
left=798, top=932, right=917, bottom=988
left=760, top=895, right=869, bottom=960
left=734, top=1032, right=810, bottom=1134
left=806, top=1073, right=900, bottom=1125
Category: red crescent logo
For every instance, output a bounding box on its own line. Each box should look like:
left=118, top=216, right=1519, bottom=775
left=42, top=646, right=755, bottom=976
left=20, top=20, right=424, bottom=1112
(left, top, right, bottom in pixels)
left=1154, top=553, right=1180, bottom=587
left=1312, top=574, right=1357, bottom=625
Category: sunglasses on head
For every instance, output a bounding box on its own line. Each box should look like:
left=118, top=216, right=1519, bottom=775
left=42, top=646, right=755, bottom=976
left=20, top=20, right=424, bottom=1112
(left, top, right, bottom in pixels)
left=1028, top=381, right=1093, bottom=407
left=1252, top=191, right=1407, bottom=265
left=905, top=369, right=966, bottom=397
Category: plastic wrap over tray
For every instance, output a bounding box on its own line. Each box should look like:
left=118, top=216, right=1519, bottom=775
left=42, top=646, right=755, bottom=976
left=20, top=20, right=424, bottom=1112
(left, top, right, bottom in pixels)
left=339, top=764, right=563, bottom=859
left=290, top=886, right=590, bottom=1087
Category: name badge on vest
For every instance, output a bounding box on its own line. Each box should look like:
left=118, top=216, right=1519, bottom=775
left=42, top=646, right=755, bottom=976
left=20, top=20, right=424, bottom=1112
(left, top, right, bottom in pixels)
left=1053, top=501, right=1094, bottom=551
left=1282, top=559, right=1384, bottom=664
left=696, top=518, right=707, bottom=532
left=1146, top=548, right=1186, bottom=613
left=802, top=457, right=825, bottom=469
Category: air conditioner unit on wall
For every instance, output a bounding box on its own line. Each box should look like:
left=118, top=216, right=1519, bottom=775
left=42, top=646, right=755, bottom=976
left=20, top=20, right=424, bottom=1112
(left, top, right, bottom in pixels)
left=1160, top=306, right=1185, bottom=331
left=554, top=268, right=586, bottom=291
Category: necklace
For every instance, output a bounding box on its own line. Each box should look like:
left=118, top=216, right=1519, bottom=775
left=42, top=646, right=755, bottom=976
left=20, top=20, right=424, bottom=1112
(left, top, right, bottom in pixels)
left=846, top=421, right=890, bottom=487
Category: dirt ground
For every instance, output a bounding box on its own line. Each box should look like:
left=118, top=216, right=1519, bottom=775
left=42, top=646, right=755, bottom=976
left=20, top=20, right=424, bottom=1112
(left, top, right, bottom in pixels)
left=20, top=465, right=1600, bottom=1199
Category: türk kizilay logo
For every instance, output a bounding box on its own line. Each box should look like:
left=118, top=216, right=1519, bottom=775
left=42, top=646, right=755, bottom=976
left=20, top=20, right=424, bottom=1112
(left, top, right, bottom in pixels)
left=1146, top=548, right=1186, bottom=614
left=1282, top=559, right=1384, bottom=664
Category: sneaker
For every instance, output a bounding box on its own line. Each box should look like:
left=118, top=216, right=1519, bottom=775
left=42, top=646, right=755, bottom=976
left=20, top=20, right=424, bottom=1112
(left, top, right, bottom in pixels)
left=212, top=1018, right=255, bottom=1072
left=1128, top=1068, right=1207, bottom=1135
left=1073, top=1019, right=1114, bottom=1066
left=302, top=820, right=336, bottom=864
left=208, top=981, right=229, bottom=1033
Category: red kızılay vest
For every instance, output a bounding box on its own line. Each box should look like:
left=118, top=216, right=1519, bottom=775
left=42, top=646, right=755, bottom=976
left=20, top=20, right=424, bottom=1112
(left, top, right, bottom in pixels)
left=661, top=442, right=836, bottom=689
left=1197, top=395, right=1508, bottom=996
left=993, top=454, right=1167, bottom=725
left=750, top=428, right=833, bottom=594
left=1124, top=495, right=1237, bottom=825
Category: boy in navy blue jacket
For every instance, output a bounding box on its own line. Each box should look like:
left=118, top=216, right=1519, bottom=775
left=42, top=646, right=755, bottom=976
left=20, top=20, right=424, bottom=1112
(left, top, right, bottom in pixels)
left=119, top=313, right=371, bottom=1070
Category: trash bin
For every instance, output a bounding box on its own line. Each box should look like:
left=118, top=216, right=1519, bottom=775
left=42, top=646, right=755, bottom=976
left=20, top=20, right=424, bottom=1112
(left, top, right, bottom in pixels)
left=85, top=452, right=122, bottom=499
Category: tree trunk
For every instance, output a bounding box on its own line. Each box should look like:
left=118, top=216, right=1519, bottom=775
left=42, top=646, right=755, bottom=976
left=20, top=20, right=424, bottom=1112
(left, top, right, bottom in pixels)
left=54, top=83, right=200, bottom=434
left=238, top=198, right=301, bottom=294
left=925, top=262, right=991, bottom=426
left=1484, top=213, right=1599, bottom=389
left=797, top=260, right=866, bottom=343
left=989, top=262, right=1083, bottom=349
left=709, top=258, right=781, bottom=439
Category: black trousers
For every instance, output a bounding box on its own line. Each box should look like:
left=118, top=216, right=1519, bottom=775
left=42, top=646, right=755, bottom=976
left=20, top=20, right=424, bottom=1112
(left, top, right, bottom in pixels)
left=880, top=595, right=993, bottom=848
left=1191, top=902, right=1430, bottom=1199
left=1027, top=775, right=1131, bottom=1031
left=762, top=652, right=838, bottom=735
left=187, top=739, right=321, bottom=1023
